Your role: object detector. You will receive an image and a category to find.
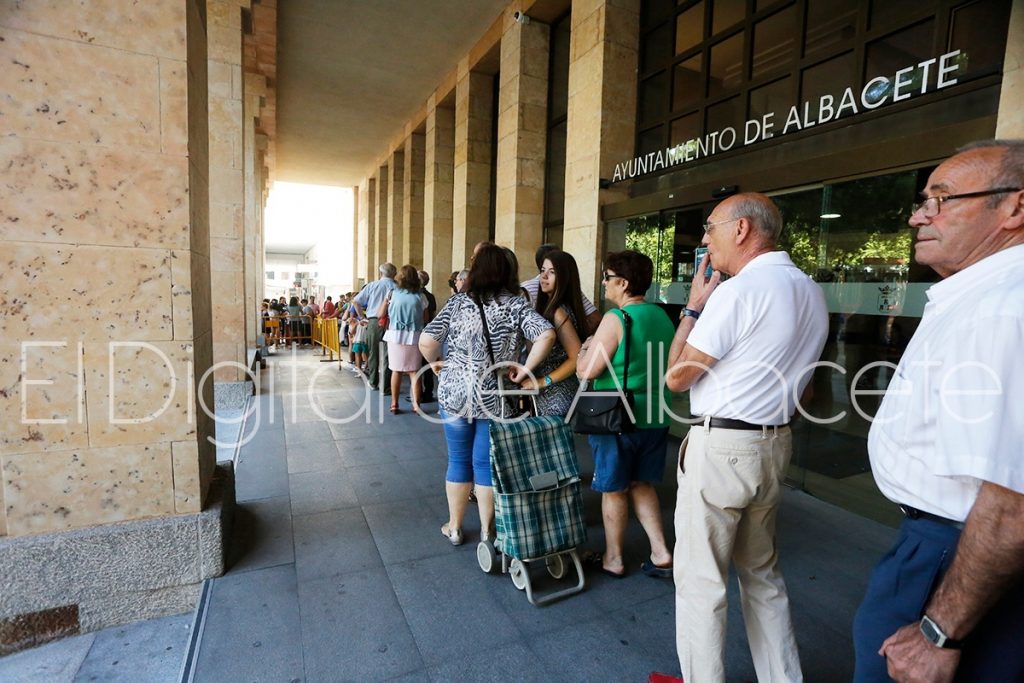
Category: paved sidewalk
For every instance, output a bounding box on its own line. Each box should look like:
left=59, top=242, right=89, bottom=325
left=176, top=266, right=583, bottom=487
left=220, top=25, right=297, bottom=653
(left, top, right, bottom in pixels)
left=192, top=349, right=895, bottom=682
left=1, top=347, right=898, bottom=682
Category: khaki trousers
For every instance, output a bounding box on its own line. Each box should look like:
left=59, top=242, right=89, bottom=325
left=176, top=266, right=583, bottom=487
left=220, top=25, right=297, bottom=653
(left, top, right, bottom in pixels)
left=674, top=422, right=802, bottom=683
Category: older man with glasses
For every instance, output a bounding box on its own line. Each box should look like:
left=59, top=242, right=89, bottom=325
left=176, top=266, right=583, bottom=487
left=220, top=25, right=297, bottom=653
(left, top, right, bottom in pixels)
left=852, top=140, right=1024, bottom=683
left=662, top=191, right=828, bottom=683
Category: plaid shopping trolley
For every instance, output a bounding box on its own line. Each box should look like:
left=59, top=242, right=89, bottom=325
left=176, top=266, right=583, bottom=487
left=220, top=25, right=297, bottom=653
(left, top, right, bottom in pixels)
left=477, top=413, right=587, bottom=605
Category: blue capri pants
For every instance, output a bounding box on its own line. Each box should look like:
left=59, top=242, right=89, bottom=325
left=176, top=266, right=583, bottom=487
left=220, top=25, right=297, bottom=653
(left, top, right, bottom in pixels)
left=441, top=409, right=492, bottom=487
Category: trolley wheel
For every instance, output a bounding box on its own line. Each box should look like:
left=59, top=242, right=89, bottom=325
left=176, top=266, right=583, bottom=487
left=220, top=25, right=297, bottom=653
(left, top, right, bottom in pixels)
left=510, top=559, right=528, bottom=591
left=545, top=553, right=567, bottom=580
left=477, top=540, right=498, bottom=574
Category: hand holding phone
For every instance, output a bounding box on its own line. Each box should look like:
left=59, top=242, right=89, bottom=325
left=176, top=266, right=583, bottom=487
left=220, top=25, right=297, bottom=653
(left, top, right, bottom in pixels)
left=694, top=247, right=713, bottom=279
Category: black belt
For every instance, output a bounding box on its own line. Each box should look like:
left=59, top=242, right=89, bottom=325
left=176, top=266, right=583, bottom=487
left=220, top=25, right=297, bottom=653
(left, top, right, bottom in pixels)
left=899, top=505, right=964, bottom=530
left=694, top=416, right=790, bottom=431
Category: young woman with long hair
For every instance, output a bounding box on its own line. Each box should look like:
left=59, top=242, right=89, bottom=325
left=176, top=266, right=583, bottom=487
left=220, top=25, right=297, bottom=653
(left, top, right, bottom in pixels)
left=516, top=249, right=587, bottom=416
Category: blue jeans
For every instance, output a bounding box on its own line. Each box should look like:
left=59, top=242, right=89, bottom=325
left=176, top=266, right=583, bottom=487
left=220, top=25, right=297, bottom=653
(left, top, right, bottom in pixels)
left=441, top=409, right=492, bottom=486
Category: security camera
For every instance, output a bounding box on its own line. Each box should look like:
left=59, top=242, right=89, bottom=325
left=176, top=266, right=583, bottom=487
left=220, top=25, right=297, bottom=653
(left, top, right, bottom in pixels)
left=513, top=10, right=531, bottom=24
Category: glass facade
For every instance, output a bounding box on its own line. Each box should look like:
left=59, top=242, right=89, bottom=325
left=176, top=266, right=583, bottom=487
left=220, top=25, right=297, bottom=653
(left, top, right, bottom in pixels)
left=605, top=166, right=943, bottom=524
left=616, top=0, right=1013, bottom=524
left=636, top=0, right=1011, bottom=162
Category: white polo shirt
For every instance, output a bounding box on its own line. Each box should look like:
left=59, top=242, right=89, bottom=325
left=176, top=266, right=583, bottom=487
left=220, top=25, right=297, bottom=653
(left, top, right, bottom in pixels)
left=688, top=251, right=828, bottom=425
left=869, top=244, right=1024, bottom=521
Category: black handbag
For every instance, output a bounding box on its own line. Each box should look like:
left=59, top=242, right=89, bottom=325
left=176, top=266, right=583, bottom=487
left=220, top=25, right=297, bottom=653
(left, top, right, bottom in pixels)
left=569, top=310, right=636, bottom=435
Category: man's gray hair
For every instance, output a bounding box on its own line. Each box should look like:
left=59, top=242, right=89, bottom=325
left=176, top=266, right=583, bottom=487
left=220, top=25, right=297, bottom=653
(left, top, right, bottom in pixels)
left=379, top=262, right=397, bottom=278
left=731, top=193, right=783, bottom=243
left=957, top=139, right=1024, bottom=208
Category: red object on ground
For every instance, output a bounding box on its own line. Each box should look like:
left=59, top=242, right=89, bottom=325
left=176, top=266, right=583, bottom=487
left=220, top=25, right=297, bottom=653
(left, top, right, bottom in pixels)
left=648, top=673, right=684, bottom=683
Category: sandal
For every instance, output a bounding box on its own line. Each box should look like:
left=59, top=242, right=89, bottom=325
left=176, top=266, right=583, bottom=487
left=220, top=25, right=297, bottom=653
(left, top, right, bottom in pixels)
left=581, top=551, right=625, bottom=579
left=640, top=559, right=673, bottom=579
left=440, top=523, right=464, bottom=546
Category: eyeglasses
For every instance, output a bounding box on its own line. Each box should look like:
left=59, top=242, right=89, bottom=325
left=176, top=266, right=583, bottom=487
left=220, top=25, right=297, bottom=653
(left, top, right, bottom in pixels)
left=911, top=187, right=1021, bottom=218
left=602, top=272, right=623, bottom=282
left=702, top=216, right=742, bottom=234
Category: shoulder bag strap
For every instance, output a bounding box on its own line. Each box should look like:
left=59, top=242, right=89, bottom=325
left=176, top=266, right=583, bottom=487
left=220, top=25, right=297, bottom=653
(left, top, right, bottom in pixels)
left=620, top=309, right=632, bottom=391
left=475, top=295, right=497, bottom=367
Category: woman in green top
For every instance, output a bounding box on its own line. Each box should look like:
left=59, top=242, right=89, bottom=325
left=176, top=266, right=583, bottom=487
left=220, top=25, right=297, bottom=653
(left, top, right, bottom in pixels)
left=577, top=250, right=676, bottom=579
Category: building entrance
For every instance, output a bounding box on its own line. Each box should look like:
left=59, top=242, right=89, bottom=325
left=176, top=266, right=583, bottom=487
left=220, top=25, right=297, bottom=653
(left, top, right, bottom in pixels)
left=605, top=166, right=940, bottom=524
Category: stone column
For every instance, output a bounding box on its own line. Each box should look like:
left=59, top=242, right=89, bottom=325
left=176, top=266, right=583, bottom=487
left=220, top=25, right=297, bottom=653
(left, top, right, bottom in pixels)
left=424, top=97, right=456, bottom=307
left=361, top=177, right=376, bottom=286
left=374, top=165, right=389, bottom=270
left=496, top=11, right=550, bottom=278
left=563, top=0, right=639, bottom=300
left=207, top=0, right=247, bottom=391
left=243, top=72, right=267, bottom=344
left=453, top=67, right=494, bottom=270
left=0, top=0, right=227, bottom=640
left=403, top=133, right=426, bottom=268
left=996, top=0, right=1024, bottom=137
left=387, top=150, right=405, bottom=264
left=351, top=185, right=361, bottom=291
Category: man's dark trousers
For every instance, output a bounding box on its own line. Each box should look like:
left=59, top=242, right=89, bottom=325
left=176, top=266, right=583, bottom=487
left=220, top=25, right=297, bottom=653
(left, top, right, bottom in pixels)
left=365, top=318, right=391, bottom=393
left=853, top=516, right=1024, bottom=681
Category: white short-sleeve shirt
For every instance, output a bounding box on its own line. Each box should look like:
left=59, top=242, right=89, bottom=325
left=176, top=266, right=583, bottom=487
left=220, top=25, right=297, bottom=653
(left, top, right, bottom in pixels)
left=687, top=251, right=829, bottom=425
left=869, top=244, right=1024, bottom=521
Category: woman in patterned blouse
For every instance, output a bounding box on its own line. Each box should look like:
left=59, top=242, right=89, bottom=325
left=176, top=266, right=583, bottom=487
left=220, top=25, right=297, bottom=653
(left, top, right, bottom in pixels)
left=419, top=244, right=556, bottom=546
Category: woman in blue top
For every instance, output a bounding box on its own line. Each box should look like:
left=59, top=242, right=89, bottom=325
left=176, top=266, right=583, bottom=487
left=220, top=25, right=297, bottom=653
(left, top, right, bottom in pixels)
left=383, top=265, right=428, bottom=414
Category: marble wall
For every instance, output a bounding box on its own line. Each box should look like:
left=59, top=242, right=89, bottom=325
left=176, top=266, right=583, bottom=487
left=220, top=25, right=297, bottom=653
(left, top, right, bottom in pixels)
left=0, top=0, right=214, bottom=536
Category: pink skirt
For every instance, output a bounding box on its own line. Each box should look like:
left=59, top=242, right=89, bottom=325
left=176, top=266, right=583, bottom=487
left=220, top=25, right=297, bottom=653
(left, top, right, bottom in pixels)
left=387, top=342, right=423, bottom=372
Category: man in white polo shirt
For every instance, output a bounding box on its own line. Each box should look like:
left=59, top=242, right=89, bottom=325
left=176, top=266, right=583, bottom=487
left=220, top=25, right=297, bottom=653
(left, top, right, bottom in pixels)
left=853, top=141, right=1024, bottom=682
left=664, top=192, right=828, bottom=682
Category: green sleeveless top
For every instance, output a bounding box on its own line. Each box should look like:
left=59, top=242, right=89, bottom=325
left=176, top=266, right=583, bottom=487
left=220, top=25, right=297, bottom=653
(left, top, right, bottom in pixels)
left=591, top=302, right=675, bottom=429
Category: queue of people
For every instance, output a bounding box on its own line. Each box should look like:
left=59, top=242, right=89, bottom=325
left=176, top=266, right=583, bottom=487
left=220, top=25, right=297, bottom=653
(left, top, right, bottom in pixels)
left=261, top=139, right=1024, bottom=683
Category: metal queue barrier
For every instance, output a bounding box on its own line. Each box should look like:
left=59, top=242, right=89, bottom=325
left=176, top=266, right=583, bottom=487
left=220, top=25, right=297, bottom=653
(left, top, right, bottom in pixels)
left=314, top=317, right=343, bottom=365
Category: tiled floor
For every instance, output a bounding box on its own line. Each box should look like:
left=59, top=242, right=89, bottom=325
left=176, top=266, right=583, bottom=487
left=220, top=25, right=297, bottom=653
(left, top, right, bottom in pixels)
left=1, top=346, right=898, bottom=682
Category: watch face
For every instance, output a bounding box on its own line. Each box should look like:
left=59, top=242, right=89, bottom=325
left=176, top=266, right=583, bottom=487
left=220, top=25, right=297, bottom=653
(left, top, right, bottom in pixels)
left=920, top=618, right=940, bottom=644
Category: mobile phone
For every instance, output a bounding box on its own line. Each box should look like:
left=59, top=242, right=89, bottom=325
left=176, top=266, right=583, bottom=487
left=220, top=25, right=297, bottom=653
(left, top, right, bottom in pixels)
left=694, top=247, right=713, bottom=279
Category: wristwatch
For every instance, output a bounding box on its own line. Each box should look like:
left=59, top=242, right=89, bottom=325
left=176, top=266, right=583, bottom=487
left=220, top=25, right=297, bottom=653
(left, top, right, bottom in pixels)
left=680, top=307, right=701, bottom=321
left=920, top=615, right=963, bottom=649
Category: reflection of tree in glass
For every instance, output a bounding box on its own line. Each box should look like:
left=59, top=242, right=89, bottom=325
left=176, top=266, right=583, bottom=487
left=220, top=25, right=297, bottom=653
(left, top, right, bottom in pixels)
left=625, top=216, right=673, bottom=299
left=775, top=171, right=918, bottom=277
